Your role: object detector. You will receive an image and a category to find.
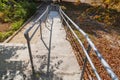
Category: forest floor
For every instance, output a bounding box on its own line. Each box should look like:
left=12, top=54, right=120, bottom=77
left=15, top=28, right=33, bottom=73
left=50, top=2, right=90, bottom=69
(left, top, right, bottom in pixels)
left=0, top=23, right=11, bottom=32
left=61, top=2, right=120, bottom=79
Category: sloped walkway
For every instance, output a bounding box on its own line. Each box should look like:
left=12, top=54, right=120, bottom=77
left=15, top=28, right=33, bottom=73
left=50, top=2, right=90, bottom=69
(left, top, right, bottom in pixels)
left=0, top=11, right=81, bottom=80
left=31, top=11, right=81, bottom=80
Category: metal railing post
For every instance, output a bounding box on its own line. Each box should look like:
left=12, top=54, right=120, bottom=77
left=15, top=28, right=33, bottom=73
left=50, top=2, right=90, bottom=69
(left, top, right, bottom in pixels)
left=39, top=20, right=42, bottom=39
left=24, top=5, right=50, bottom=79
left=80, top=45, right=91, bottom=80
left=25, top=33, right=35, bottom=75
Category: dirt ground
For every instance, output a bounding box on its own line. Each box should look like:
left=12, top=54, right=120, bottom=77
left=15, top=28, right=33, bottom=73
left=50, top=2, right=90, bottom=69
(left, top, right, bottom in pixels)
left=62, top=2, right=120, bottom=79
left=0, top=23, right=11, bottom=32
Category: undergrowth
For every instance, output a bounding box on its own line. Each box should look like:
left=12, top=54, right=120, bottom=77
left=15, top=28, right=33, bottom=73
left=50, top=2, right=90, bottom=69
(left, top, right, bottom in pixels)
left=0, top=0, right=37, bottom=42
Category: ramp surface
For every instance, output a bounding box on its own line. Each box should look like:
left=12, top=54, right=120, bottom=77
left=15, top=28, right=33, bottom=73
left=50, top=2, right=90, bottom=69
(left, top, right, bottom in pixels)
left=32, top=11, right=81, bottom=80
left=0, top=11, right=81, bottom=80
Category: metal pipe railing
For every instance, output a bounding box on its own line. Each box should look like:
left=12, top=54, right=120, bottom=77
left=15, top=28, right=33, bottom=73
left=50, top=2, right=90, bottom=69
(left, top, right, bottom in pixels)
left=59, top=7, right=118, bottom=80
left=24, top=5, right=50, bottom=76
left=24, top=4, right=118, bottom=79
left=60, top=10, right=101, bottom=80
left=24, top=6, right=49, bottom=40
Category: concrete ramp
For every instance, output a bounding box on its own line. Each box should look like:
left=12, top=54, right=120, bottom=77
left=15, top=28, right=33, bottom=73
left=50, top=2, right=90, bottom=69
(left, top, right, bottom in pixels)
left=0, top=11, right=81, bottom=80
left=32, top=11, right=81, bottom=80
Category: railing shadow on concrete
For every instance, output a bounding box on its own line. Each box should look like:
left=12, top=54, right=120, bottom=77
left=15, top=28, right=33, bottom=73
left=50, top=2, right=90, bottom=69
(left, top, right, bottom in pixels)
left=24, top=4, right=63, bottom=80
left=39, top=8, right=63, bottom=79
left=0, top=45, right=27, bottom=80
left=24, top=5, right=50, bottom=79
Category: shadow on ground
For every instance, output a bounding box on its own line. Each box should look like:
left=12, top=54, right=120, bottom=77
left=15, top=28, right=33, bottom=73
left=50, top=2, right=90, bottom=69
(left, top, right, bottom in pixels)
left=30, top=16, right=63, bottom=80
left=32, top=54, right=63, bottom=80
left=0, top=45, right=27, bottom=80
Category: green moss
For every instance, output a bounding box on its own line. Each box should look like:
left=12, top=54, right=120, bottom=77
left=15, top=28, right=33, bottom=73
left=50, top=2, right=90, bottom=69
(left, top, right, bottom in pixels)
left=0, top=32, right=3, bottom=42
left=11, top=20, right=24, bottom=31
left=3, top=31, right=14, bottom=39
left=0, top=31, right=14, bottom=42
